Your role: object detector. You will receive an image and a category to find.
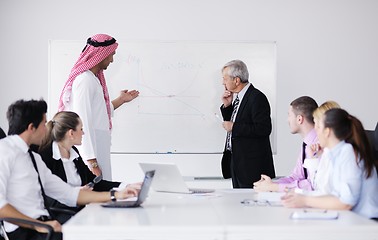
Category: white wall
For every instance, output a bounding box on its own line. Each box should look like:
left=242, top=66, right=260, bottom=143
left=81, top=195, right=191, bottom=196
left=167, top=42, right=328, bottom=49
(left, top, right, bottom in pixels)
left=1, top=0, right=377, bottom=181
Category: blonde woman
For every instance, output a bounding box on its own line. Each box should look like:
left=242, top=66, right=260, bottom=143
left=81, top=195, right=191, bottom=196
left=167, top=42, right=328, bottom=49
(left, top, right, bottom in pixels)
left=38, top=111, right=140, bottom=222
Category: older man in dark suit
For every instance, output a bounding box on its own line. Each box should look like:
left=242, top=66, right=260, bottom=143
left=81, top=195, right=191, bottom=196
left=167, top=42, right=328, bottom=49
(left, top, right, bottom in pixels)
left=220, top=60, right=275, bottom=188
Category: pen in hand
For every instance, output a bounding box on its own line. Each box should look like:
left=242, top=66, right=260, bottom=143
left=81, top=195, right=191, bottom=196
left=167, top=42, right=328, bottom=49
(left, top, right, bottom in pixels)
left=310, top=143, right=321, bottom=157
left=86, top=175, right=102, bottom=188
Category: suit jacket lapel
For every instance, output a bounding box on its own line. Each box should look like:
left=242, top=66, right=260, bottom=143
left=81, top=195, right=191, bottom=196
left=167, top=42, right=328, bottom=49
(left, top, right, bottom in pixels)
left=56, top=159, right=68, bottom=182
left=72, top=158, right=87, bottom=185
left=235, top=84, right=254, bottom=121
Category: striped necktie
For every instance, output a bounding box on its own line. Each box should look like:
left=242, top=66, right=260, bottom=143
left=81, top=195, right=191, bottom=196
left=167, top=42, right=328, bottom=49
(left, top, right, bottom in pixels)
left=225, top=95, right=240, bottom=151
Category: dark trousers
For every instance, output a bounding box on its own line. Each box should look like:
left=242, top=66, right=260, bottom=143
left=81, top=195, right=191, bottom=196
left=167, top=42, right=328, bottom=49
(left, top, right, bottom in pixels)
left=6, top=226, right=62, bottom=240
left=230, top=155, right=252, bottom=188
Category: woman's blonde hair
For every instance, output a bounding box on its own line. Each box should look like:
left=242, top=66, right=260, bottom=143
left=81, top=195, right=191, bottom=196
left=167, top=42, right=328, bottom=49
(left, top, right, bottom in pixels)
left=39, top=111, right=80, bottom=151
left=313, top=100, right=340, bottom=121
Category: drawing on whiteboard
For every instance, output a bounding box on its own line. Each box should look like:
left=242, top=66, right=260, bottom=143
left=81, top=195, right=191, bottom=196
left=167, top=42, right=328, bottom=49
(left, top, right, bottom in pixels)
left=49, top=40, right=276, bottom=153
left=121, top=55, right=208, bottom=117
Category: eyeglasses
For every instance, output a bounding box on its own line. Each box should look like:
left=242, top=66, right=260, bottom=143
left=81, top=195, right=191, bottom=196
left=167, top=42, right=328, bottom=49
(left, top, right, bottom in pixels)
left=240, top=199, right=270, bottom=206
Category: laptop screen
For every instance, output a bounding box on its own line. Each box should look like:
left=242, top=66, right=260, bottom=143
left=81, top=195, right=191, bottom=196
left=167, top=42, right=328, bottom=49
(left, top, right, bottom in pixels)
left=135, top=170, right=155, bottom=204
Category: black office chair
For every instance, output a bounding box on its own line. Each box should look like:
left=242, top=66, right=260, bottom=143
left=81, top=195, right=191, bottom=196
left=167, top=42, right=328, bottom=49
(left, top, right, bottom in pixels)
left=365, top=122, right=378, bottom=222
left=0, top=218, right=54, bottom=240
left=365, top=122, right=378, bottom=162
left=0, top=128, right=5, bottom=139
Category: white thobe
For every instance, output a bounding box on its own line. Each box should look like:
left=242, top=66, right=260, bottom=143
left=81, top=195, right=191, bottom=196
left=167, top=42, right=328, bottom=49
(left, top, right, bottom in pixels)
left=65, top=70, right=114, bottom=180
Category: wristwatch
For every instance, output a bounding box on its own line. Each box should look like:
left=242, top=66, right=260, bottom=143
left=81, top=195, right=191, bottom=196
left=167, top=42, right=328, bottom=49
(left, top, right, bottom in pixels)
left=90, top=161, right=98, bottom=168
left=110, top=189, right=117, bottom=202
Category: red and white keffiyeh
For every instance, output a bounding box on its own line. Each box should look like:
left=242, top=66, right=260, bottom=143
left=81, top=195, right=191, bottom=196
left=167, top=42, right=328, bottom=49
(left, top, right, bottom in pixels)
left=58, top=34, right=118, bottom=129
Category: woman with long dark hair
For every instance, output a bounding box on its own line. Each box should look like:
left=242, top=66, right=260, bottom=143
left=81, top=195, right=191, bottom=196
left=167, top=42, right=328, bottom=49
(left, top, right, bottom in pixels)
left=282, top=108, right=378, bottom=219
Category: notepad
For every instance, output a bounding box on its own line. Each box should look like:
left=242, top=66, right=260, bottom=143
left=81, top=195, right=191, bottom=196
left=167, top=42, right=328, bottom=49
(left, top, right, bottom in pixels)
left=291, top=210, right=339, bottom=220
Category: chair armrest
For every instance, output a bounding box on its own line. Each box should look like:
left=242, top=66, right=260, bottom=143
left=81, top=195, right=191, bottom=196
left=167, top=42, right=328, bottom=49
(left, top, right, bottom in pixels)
left=0, top=217, right=53, bottom=240
left=49, top=207, right=76, bottom=216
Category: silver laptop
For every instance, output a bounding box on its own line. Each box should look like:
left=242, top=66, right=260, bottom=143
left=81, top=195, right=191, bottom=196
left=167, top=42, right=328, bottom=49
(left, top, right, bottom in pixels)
left=139, top=162, right=214, bottom=194
left=101, top=170, right=155, bottom=208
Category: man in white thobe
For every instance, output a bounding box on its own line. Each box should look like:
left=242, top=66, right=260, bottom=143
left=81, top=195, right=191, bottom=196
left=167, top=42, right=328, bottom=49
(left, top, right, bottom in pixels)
left=58, top=34, right=139, bottom=179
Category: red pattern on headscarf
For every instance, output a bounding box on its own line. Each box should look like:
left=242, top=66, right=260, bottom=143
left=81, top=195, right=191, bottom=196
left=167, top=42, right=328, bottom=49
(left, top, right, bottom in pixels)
left=58, top=34, right=118, bottom=129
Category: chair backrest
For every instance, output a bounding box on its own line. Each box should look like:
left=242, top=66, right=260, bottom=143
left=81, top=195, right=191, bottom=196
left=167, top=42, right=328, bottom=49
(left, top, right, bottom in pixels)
left=0, top=218, right=53, bottom=240
left=375, top=122, right=378, bottom=150
left=0, top=221, right=7, bottom=240
left=0, top=127, right=5, bottom=139
left=365, top=122, right=378, bottom=162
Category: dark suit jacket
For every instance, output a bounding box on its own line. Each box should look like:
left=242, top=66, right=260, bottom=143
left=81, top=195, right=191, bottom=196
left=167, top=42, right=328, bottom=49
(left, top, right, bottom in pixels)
left=38, top=144, right=120, bottom=212
left=221, top=84, right=275, bottom=186
left=39, top=144, right=120, bottom=191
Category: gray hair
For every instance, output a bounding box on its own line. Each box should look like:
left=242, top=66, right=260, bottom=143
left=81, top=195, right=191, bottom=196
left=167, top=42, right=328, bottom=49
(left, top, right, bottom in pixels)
left=222, top=60, right=249, bottom=83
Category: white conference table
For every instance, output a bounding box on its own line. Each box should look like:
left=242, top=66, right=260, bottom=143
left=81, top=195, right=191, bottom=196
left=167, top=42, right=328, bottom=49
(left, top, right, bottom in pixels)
left=63, top=188, right=378, bottom=240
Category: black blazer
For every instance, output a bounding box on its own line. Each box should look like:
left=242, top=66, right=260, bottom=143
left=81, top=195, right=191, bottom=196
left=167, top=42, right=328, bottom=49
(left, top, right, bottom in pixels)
left=221, top=84, right=275, bottom=186
left=39, top=144, right=120, bottom=191
left=38, top=144, right=121, bottom=212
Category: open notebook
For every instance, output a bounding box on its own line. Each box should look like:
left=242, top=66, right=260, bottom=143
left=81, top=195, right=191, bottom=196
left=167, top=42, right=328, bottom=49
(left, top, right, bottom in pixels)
left=139, top=162, right=214, bottom=194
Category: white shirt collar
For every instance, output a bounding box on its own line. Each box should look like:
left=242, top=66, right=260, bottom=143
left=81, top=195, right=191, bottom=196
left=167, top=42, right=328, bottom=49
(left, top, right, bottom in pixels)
left=52, top=141, right=79, bottom=162
left=234, top=82, right=250, bottom=102
left=10, top=135, right=29, bottom=154
left=326, top=140, right=345, bottom=158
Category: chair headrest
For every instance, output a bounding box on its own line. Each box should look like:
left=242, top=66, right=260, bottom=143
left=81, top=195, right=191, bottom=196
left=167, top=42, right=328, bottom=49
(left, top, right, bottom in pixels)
left=0, top=127, right=6, bottom=139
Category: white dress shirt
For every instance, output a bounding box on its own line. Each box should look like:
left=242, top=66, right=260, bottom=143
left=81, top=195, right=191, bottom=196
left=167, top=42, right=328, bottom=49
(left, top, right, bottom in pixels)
left=313, top=148, right=333, bottom=194
left=52, top=141, right=81, bottom=187
left=0, top=135, right=80, bottom=232
left=51, top=141, right=129, bottom=189
left=65, top=70, right=114, bottom=179
left=232, top=82, right=250, bottom=121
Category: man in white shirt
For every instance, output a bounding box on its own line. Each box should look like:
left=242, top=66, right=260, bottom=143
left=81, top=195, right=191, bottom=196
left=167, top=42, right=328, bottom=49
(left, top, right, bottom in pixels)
left=58, top=34, right=139, bottom=179
left=0, top=99, right=138, bottom=240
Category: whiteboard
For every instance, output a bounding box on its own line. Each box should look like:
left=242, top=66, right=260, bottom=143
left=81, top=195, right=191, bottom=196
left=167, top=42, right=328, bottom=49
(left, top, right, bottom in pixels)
left=48, top=41, right=276, bottom=154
